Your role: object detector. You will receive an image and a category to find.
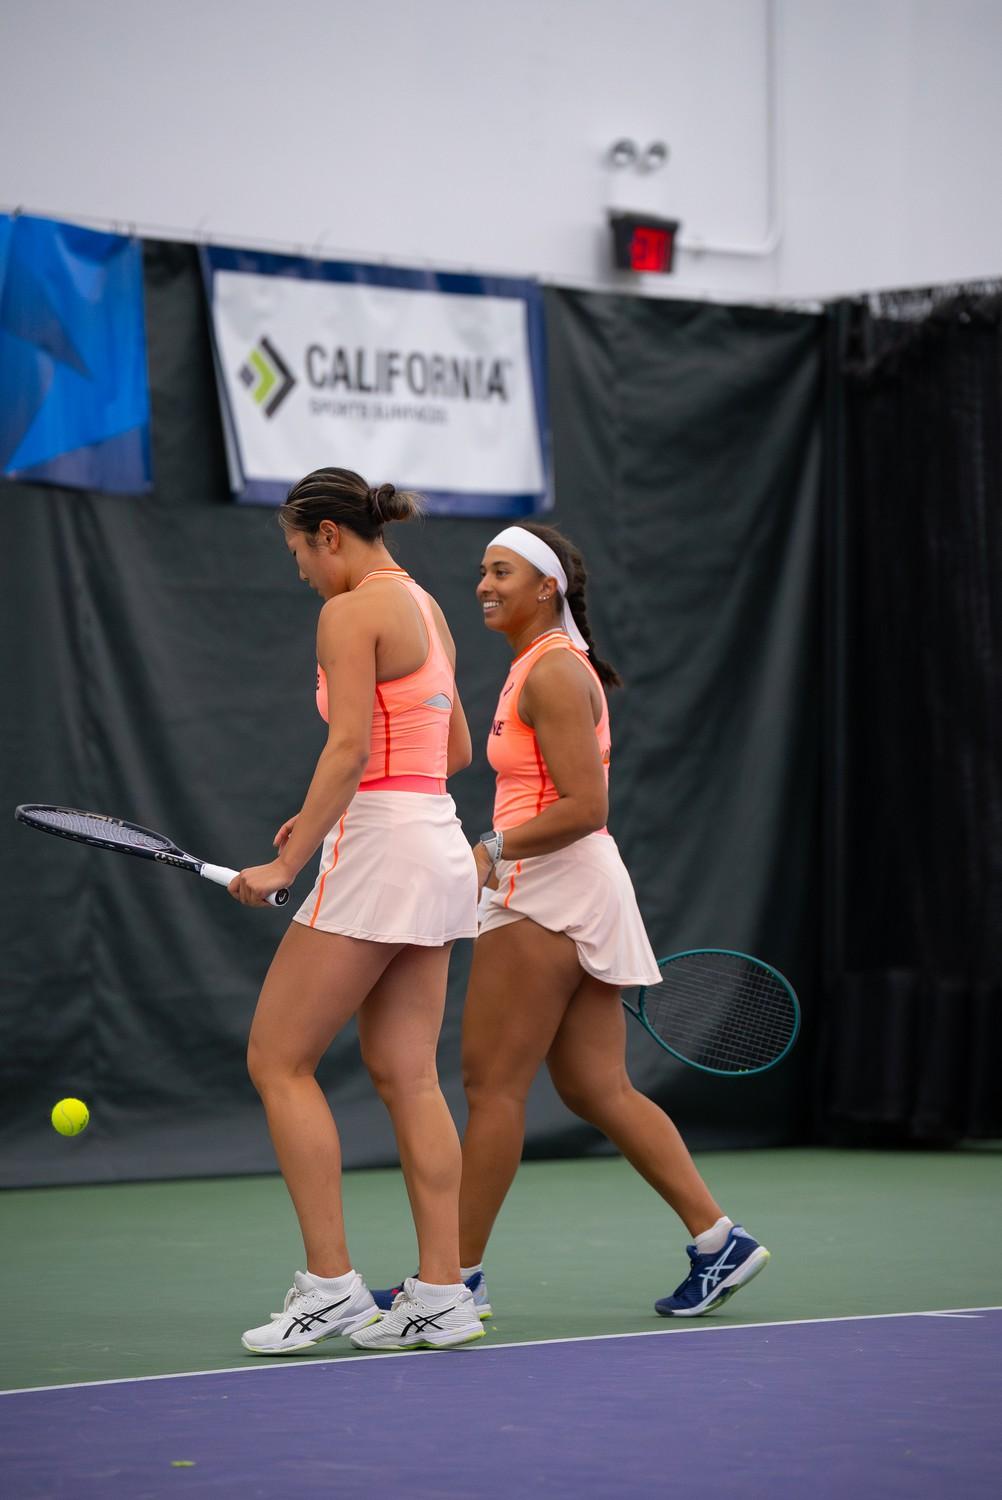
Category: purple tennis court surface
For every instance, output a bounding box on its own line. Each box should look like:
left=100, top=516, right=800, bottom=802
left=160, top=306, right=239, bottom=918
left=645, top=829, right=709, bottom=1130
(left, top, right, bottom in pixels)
left=2, top=1311, right=999, bottom=1498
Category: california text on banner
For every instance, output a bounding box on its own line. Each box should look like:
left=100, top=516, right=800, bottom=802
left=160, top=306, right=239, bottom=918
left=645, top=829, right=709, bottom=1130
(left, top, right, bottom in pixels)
left=201, top=247, right=550, bottom=516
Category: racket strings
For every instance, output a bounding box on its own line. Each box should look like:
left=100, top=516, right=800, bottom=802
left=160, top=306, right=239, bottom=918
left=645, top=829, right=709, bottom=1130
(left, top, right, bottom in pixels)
left=641, top=953, right=796, bottom=1072
left=23, top=808, right=170, bottom=854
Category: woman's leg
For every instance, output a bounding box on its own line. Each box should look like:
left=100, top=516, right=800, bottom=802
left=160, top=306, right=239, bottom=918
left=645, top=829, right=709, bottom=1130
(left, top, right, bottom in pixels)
left=458, top=920, right=583, bottom=1267
left=545, top=973, right=722, bottom=1236
left=247, top=922, right=402, bottom=1276
left=356, top=942, right=463, bottom=1285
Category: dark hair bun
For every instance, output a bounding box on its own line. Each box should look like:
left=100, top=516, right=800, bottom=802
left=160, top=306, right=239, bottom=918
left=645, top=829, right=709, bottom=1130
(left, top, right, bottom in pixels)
left=369, top=483, right=425, bottom=524
left=281, top=467, right=424, bottom=540
left=368, top=482, right=395, bottom=521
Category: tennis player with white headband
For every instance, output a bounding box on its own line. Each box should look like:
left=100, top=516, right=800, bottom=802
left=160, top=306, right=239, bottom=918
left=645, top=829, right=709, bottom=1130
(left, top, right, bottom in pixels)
left=488, top=526, right=592, bottom=653
left=376, top=519, right=769, bottom=1321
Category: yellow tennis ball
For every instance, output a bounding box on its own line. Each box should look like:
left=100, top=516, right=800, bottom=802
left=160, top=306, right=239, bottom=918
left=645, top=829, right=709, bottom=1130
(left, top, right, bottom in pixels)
left=51, top=1098, right=89, bottom=1136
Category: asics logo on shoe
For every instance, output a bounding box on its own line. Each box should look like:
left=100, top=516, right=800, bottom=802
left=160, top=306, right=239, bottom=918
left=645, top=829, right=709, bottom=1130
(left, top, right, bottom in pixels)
left=698, top=1240, right=739, bottom=1298
left=399, top=1306, right=457, bottom=1337
left=284, top=1295, right=351, bottom=1338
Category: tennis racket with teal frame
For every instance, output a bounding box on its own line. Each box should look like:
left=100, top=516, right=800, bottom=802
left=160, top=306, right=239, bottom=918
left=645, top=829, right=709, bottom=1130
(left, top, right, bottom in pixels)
left=623, top=948, right=800, bottom=1076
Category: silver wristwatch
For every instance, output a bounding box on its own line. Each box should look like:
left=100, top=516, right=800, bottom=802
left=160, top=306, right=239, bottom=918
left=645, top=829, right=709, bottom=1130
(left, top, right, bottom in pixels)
left=478, top=829, right=504, bottom=866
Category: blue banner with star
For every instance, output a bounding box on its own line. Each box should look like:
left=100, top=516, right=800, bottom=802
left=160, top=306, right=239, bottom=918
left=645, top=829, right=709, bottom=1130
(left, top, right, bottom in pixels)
left=0, top=214, right=151, bottom=494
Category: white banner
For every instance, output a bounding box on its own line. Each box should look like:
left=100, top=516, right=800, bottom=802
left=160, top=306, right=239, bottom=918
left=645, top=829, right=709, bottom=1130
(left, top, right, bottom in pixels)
left=202, top=250, right=550, bottom=515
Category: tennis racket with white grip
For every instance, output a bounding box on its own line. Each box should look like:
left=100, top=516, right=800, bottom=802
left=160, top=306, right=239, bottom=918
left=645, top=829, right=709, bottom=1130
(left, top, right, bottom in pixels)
left=15, top=804, right=290, bottom=907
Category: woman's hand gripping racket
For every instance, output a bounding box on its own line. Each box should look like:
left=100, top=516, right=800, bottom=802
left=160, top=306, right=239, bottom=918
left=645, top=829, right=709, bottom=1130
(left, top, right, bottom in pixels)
left=15, top=805, right=290, bottom=908
left=623, top=949, right=800, bottom=1076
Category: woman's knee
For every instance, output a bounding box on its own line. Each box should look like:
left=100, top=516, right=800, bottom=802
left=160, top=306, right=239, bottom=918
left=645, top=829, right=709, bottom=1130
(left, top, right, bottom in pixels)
left=361, top=1042, right=439, bottom=1107
left=246, top=1034, right=316, bottom=1097
left=549, top=1063, right=631, bottom=1124
left=462, top=1065, right=534, bottom=1115
left=462, top=1028, right=543, bottom=1104
left=460, top=1048, right=487, bottom=1099
left=246, top=1033, right=271, bottom=1095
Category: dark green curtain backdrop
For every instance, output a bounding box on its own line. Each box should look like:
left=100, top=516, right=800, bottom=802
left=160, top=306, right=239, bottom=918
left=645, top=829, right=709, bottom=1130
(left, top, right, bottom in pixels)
left=820, top=287, right=1002, bottom=1143
left=0, top=245, right=822, bottom=1186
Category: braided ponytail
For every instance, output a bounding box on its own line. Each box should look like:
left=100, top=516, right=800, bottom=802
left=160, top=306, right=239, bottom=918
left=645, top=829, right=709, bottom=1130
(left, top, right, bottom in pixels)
left=519, top=521, right=622, bottom=689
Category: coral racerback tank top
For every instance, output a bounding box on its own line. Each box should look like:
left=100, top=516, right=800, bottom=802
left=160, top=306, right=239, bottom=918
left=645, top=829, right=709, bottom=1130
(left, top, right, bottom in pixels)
left=486, top=629, right=610, bottom=831
left=315, top=568, right=453, bottom=786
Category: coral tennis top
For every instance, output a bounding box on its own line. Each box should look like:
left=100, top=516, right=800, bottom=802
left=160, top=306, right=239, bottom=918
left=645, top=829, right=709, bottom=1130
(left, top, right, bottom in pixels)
left=487, top=629, right=610, bottom=832
left=316, top=568, right=452, bottom=788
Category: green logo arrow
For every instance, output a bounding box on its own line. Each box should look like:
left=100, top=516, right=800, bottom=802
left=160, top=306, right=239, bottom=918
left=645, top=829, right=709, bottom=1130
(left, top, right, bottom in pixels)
left=238, top=337, right=296, bottom=417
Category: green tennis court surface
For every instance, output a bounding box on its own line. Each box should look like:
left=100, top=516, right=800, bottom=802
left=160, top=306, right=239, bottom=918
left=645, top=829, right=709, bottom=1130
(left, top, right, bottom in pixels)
left=4, top=1148, right=999, bottom=1392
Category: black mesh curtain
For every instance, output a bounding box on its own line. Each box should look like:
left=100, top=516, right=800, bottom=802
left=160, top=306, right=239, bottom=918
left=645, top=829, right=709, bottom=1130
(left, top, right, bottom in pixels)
left=821, top=284, right=1002, bottom=1143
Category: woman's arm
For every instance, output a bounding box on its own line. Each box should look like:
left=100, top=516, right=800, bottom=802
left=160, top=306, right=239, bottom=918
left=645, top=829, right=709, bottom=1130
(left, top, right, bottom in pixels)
left=229, top=594, right=378, bottom=905
left=478, top=651, right=607, bottom=872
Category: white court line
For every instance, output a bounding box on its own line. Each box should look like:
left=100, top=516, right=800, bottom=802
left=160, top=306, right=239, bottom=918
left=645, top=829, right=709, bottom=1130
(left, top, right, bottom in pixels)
left=2, top=1305, right=998, bottom=1400
left=918, top=1311, right=983, bottom=1318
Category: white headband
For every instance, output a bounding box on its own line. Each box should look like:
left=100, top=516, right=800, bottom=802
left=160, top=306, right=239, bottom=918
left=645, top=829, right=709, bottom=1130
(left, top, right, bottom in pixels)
left=488, top=526, right=590, bottom=654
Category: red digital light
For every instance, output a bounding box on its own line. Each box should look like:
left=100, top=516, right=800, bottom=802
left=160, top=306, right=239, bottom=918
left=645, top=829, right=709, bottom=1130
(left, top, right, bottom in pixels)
left=629, top=226, right=671, bottom=273
left=609, top=213, right=679, bottom=274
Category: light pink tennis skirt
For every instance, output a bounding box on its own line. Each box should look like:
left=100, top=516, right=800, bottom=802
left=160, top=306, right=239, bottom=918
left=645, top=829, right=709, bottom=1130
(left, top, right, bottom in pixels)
left=293, top=791, right=478, bottom=945
left=478, top=833, right=663, bottom=988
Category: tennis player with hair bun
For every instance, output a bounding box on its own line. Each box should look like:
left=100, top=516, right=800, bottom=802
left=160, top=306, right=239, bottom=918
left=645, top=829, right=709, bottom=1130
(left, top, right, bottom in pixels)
left=375, top=522, right=769, bottom=1321
left=231, top=467, right=484, bottom=1354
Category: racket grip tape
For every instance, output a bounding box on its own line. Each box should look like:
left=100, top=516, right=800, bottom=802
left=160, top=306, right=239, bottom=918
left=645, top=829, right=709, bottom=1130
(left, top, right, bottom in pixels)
left=200, top=863, right=290, bottom=908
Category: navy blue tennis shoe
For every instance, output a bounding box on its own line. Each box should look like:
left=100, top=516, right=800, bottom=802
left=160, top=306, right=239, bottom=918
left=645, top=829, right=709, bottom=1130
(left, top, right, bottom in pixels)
left=655, top=1226, right=769, bottom=1317
left=372, top=1270, right=492, bottom=1319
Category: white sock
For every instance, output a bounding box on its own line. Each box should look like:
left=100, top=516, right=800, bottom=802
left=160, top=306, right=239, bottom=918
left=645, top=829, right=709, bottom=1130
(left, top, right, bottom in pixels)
left=413, top=1277, right=464, bottom=1304
left=693, top=1216, right=734, bottom=1255
left=460, top=1264, right=483, bottom=1281
left=305, top=1269, right=357, bottom=1293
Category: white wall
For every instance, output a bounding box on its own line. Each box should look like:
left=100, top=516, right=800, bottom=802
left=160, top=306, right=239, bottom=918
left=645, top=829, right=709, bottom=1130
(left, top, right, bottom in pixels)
left=780, top=0, right=1002, bottom=298
left=1, top=0, right=999, bottom=302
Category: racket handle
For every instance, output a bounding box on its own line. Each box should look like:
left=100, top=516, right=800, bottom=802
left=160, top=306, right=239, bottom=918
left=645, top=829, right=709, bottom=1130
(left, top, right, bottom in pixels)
left=201, top=863, right=290, bottom=908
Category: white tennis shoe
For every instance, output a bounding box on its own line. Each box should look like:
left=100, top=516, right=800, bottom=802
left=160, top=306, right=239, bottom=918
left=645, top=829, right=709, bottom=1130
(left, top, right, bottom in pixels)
left=350, top=1278, right=485, bottom=1351
left=371, top=1267, right=493, bottom=1318
left=241, top=1270, right=380, bottom=1354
